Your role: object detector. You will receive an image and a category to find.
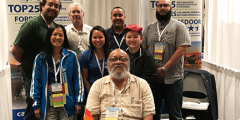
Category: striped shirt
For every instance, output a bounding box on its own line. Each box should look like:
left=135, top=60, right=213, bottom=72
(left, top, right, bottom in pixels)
left=142, top=18, right=191, bottom=84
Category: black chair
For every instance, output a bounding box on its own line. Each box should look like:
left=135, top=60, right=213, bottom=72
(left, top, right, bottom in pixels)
left=182, top=69, right=218, bottom=120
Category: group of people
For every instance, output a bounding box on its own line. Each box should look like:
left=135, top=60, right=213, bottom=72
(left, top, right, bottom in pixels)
left=11, top=0, right=191, bottom=120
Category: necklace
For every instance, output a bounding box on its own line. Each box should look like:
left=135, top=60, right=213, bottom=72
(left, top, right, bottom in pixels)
left=55, top=58, right=58, bottom=62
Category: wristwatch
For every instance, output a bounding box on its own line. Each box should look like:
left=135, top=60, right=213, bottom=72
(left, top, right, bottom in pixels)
left=161, top=67, right=167, bottom=73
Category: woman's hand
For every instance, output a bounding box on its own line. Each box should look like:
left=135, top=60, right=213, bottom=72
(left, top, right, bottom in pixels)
left=34, top=109, right=41, bottom=120
left=75, top=105, right=82, bottom=115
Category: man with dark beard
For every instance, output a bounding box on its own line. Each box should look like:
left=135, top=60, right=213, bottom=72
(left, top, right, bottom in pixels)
left=142, top=0, right=191, bottom=120
left=11, top=0, right=61, bottom=119
left=86, top=49, right=155, bottom=120
left=106, top=7, right=128, bottom=50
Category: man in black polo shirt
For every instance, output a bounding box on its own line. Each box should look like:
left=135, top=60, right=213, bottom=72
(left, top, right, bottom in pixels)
left=11, top=0, right=61, bottom=119
left=106, top=6, right=128, bottom=50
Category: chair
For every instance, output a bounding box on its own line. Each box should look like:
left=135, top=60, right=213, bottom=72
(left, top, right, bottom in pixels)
left=182, top=69, right=218, bottom=120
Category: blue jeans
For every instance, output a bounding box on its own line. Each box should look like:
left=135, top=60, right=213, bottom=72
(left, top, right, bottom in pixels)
left=152, top=79, right=183, bottom=120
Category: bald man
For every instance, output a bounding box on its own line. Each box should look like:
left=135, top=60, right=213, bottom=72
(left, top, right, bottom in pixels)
left=142, top=0, right=191, bottom=119
left=86, top=49, right=155, bottom=120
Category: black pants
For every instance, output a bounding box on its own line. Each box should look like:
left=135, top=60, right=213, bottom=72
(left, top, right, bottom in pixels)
left=23, top=81, right=39, bottom=120
left=152, top=80, right=183, bottom=120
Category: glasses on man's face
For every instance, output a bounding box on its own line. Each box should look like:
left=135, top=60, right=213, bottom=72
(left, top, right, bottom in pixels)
left=70, top=10, right=82, bottom=14
left=47, top=2, right=59, bottom=10
left=157, top=4, right=170, bottom=8
left=109, top=57, right=128, bottom=63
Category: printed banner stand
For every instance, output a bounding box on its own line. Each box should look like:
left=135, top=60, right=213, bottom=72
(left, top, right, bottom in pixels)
left=149, top=0, right=202, bottom=69
left=6, top=0, right=73, bottom=119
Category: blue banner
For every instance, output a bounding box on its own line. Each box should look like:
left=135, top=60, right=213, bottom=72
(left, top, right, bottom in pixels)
left=12, top=109, right=25, bottom=120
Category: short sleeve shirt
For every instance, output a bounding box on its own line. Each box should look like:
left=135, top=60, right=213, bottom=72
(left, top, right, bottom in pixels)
left=106, top=25, right=128, bottom=50
left=86, top=74, right=155, bottom=120
left=80, top=49, right=109, bottom=85
left=65, top=23, right=92, bottom=60
left=142, top=18, right=191, bottom=84
left=13, top=15, right=49, bottom=81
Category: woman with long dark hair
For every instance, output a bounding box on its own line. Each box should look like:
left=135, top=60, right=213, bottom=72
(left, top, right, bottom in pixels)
left=80, top=26, right=111, bottom=94
left=30, top=24, right=84, bottom=120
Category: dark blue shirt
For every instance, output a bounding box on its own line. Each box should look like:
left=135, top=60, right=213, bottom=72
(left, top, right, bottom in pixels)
left=106, top=25, right=128, bottom=50
left=80, top=49, right=109, bottom=85
left=48, top=57, right=60, bottom=85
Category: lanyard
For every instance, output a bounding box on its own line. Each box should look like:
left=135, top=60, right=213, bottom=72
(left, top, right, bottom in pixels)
left=111, top=78, right=129, bottom=107
left=77, top=36, right=83, bottom=50
left=72, top=27, right=84, bottom=50
left=113, top=34, right=125, bottom=48
left=52, top=57, right=60, bottom=83
left=94, top=52, right=105, bottom=77
left=157, top=21, right=169, bottom=41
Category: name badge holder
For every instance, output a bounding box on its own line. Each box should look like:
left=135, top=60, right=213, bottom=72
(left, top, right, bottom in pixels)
left=105, top=108, right=120, bottom=120
left=105, top=79, right=129, bottom=120
left=49, top=57, right=68, bottom=107
left=154, top=22, right=170, bottom=61
left=75, top=50, right=83, bottom=60
left=154, top=43, right=164, bottom=60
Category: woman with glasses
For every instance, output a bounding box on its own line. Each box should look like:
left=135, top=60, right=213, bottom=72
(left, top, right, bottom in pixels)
left=124, top=24, right=157, bottom=86
left=80, top=26, right=111, bottom=94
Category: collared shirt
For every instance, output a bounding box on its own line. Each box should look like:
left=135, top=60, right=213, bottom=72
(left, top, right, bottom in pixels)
left=86, top=74, right=155, bottom=120
left=40, top=13, right=52, bottom=28
left=13, top=14, right=49, bottom=81
left=65, top=23, right=92, bottom=56
left=142, top=18, right=191, bottom=84
left=80, top=49, right=109, bottom=85
left=106, top=25, right=128, bottom=50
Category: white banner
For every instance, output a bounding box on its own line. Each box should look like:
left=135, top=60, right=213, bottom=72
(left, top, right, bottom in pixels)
left=149, top=0, right=202, bottom=69
left=6, top=0, right=73, bottom=119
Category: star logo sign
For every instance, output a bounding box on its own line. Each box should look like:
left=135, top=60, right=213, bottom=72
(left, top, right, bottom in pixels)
left=188, top=25, right=194, bottom=31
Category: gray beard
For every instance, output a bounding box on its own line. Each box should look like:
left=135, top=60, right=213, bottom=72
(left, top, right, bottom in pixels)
left=108, top=65, right=130, bottom=80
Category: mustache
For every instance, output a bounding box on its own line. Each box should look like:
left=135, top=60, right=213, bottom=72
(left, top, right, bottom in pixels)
left=156, top=10, right=172, bottom=21
left=113, top=65, right=124, bottom=69
left=49, top=9, right=56, bottom=13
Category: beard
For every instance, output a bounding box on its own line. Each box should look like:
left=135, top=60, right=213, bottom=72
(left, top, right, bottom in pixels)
left=43, top=10, right=58, bottom=20
left=108, top=65, right=130, bottom=80
left=156, top=10, right=172, bottom=22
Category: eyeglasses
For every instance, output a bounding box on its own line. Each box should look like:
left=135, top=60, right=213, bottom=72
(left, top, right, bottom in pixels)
left=47, top=2, right=60, bottom=9
left=109, top=57, right=128, bottom=63
left=70, top=10, right=83, bottom=14
left=157, top=4, right=170, bottom=8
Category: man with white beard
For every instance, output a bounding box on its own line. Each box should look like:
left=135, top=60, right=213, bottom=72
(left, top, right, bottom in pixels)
left=86, top=49, right=155, bottom=120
